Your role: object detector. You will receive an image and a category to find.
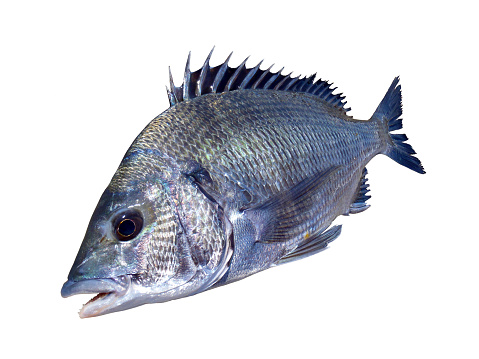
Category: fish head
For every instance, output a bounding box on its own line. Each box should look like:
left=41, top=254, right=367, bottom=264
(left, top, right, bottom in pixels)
left=61, top=152, right=232, bottom=318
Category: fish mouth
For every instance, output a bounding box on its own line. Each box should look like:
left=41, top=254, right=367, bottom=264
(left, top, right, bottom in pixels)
left=61, top=276, right=131, bottom=318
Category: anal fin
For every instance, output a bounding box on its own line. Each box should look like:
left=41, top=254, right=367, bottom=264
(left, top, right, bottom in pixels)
left=277, top=225, right=342, bottom=265
left=349, top=167, right=371, bottom=214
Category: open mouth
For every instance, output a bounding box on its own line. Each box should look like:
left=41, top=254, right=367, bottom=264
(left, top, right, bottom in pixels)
left=61, top=276, right=131, bottom=318
left=85, top=292, right=110, bottom=305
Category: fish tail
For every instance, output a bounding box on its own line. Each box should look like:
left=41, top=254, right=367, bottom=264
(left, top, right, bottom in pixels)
left=371, top=77, right=425, bottom=174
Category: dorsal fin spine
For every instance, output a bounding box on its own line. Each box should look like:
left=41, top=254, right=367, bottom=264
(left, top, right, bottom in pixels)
left=273, top=72, right=292, bottom=90
left=325, top=89, right=337, bottom=102
left=303, top=74, right=317, bottom=93
left=252, top=63, right=274, bottom=89
left=168, top=52, right=351, bottom=114
left=167, top=67, right=178, bottom=106
left=312, top=81, right=327, bottom=95
left=282, top=76, right=300, bottom=91
left=168, top=66, right=175, bottom=90
left=264, top=67, right=283, bottom=89
left=316, top=84, right=331, bottom=97
left=166, top=86, right=174, bottom=107
left=239, top=60, right=263, bottom=89
left=182, top=52, right=192, bottom=101
left=332, top=95, right=343, bottom=107
left=212, top=52, right=232, bottom=93
left=226, top=56, right=249, bottom=91
left=197, top=48, right=214, bottom=96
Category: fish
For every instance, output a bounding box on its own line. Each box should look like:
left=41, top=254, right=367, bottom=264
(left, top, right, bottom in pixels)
left=61, top=49, right=425, bottom=318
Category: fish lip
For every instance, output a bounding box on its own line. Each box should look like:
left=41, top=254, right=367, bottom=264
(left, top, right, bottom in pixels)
left=61, top=276, right=131, bottom=318
left=61, top=277, right=127, bottom=298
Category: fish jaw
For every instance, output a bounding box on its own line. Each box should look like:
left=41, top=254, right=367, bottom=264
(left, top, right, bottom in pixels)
left=60, top=272, right=218, bottom=318
left=61, top=275, right=137, bottom=318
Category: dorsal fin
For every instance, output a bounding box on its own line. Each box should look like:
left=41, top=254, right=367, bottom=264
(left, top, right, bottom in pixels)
left=167, top=49, right=351, bottom=113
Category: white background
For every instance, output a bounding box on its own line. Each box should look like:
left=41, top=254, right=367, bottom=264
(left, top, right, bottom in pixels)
left=1, top=1, right=477, bottom=358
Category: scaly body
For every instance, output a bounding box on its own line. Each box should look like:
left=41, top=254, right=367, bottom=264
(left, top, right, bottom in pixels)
left=125, top=90, right=383, bottom=283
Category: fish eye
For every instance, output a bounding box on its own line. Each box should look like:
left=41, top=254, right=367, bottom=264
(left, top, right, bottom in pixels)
left=113, top=210, right=143, bottom=241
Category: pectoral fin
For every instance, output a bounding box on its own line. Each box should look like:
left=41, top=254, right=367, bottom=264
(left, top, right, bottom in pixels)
left=244, top=166, right=341, bottom=243
left=277, top=225, right=342, bottom=265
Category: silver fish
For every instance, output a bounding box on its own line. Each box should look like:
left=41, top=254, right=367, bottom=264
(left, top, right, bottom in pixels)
left=61, top=50, right=425, bottom=318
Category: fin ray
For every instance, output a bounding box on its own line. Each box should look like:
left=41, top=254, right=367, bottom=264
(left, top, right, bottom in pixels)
left=372, top=77, right=425, bottom=174
left=277, top=225, right=342, bottom=265
left=197, top=47, right=214, bottom=96
left=168, top=52, right=351, bottom=114
left=349, top=167, right=371, bottom=214
left=244, top=166, right=341, bottom=243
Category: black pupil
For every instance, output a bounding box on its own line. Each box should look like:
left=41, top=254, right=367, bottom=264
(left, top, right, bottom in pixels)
left=118, top=219, right=136, bottom=237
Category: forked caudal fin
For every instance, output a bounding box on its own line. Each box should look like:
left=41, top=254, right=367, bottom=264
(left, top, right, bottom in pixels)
left=371, top=77, right=425, bottom=174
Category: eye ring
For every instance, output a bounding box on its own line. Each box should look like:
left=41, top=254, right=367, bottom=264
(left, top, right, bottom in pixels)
left=113, top=209, right=143, bottom=241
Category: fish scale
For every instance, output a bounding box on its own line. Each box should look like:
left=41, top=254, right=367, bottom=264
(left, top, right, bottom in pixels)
left=122, top=90, right=382, bottom=283
left=62, top=51, right=424, bottom=317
